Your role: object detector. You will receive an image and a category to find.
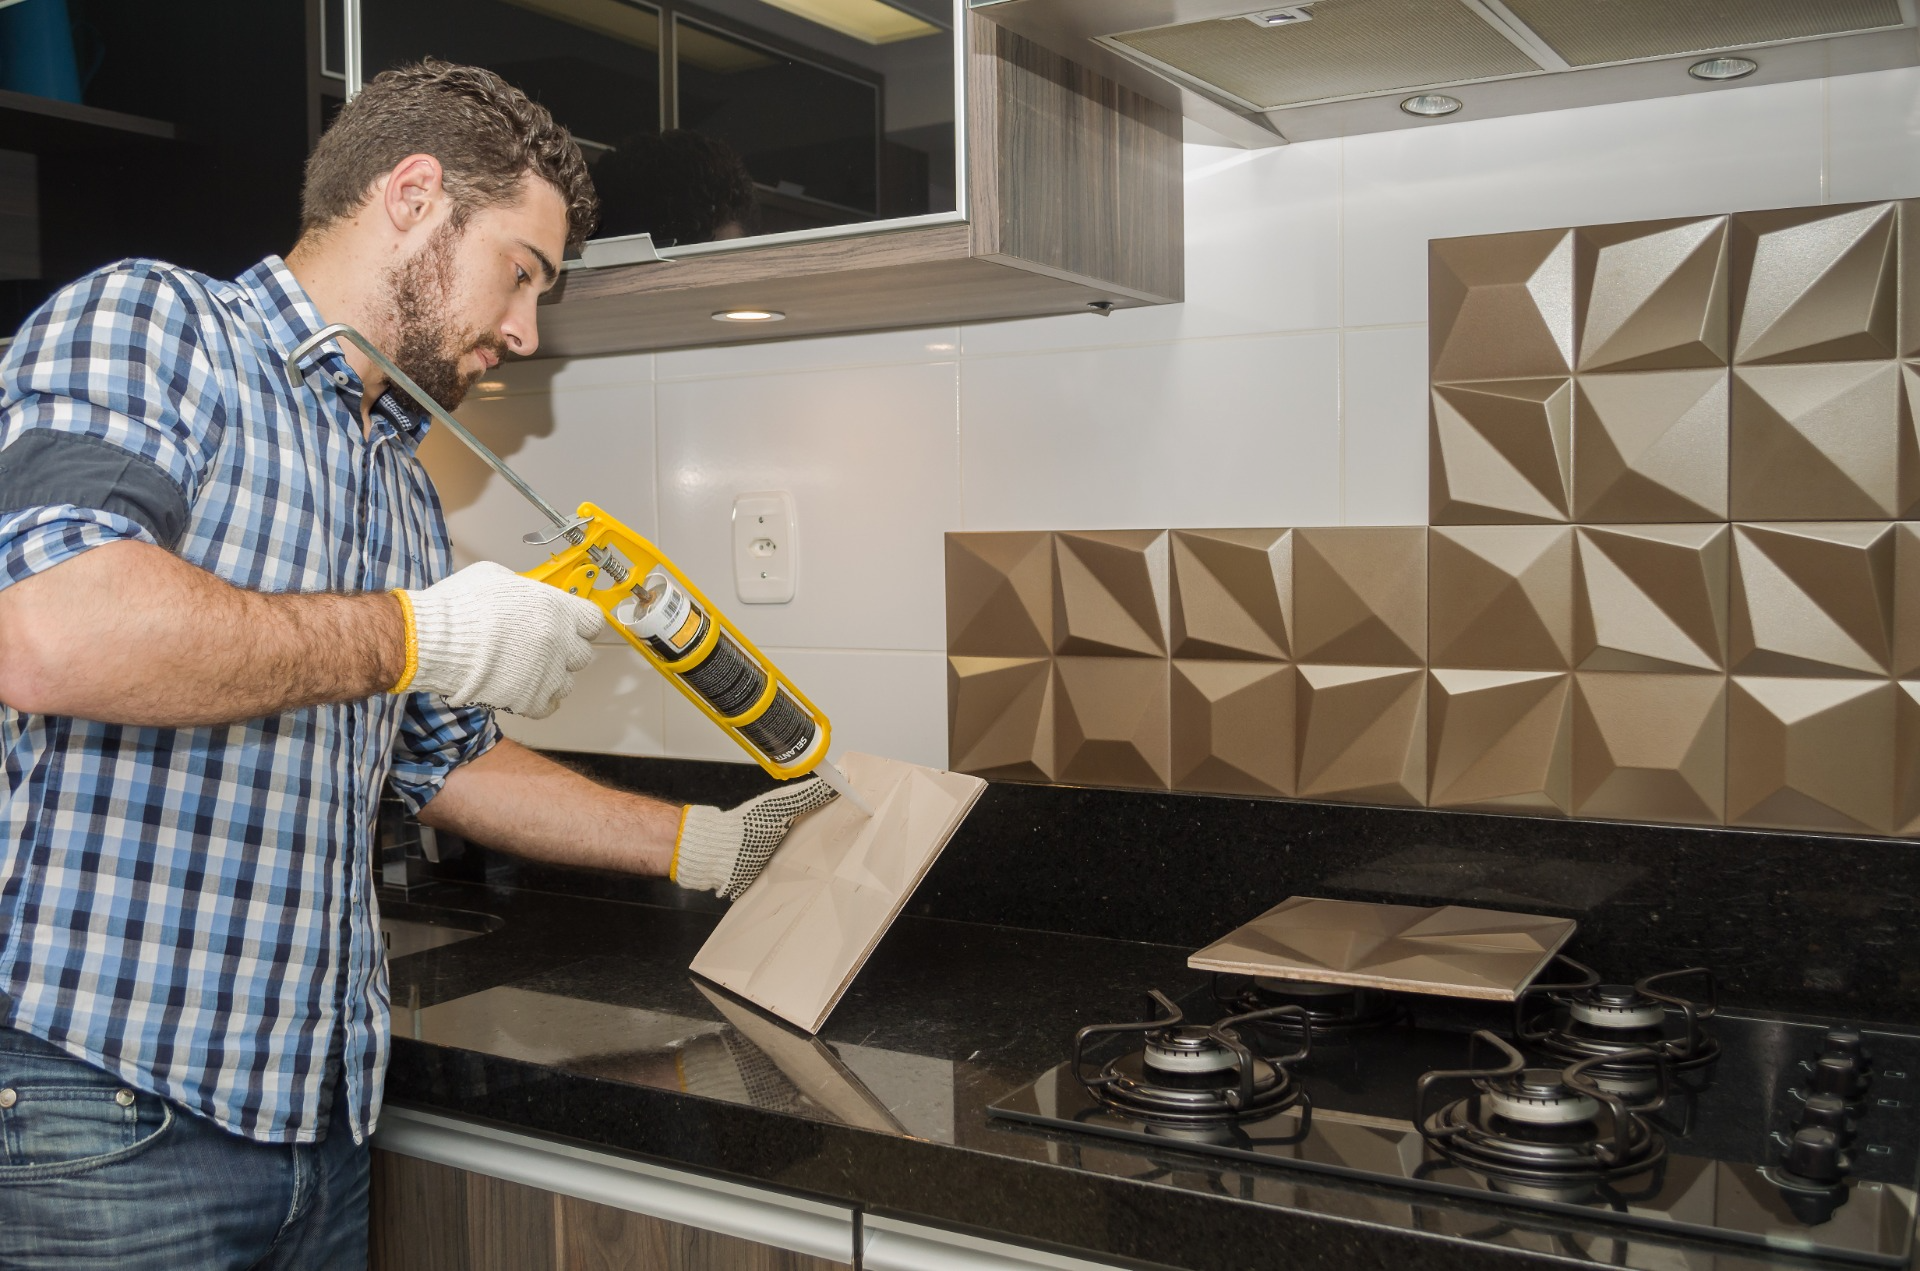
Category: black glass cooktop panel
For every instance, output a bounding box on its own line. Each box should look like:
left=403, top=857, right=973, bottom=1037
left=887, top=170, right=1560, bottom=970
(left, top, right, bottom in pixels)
left=990, top=1011, right=1920, bottom=1266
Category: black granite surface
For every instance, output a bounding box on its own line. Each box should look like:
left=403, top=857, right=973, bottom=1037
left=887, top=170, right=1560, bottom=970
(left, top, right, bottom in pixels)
left=381, top=880, right=1904, bottom=1271
left=444, top=754, right=1920, bottom=1025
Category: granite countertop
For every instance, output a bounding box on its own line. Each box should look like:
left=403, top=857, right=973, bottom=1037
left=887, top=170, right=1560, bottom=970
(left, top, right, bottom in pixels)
left=381, top=879, right=1837, bottom=1271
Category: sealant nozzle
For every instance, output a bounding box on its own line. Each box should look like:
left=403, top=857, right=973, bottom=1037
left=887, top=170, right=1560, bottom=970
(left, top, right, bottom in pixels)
left=813, top=758, right=874, bottom=817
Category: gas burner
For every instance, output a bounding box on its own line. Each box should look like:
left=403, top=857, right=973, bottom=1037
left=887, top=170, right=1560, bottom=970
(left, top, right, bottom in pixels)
left=1516, top=960, right=1719, bottom=1086
left=1212, top=973, right=1406, bottom=1037
left=1417, top=1031, right=1668, bottom=1184
left=1072, top=989, right=1312, bottom=1124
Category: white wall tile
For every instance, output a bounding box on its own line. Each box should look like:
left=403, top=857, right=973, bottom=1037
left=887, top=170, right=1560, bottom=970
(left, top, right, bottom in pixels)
left=1343, top=80, right=1828, bottom=328
left=660, top=648, right=948, bottom=771
left=1342, top=326, right=1430, bottom=526
left=960, top=332, right=1341, bottom=530
left=960, top=138, right=1342, bottom=356
left=654, top=361, right=960, bottom=652
left=496, top=650, right=665, bottom=757
left=472, top=350, right=654, bottom=397
left=657, top=327, right=960, bottom=380
left=1829, top=67, right=1920, bottom=203
left=421, top=382, right=658, bottom=575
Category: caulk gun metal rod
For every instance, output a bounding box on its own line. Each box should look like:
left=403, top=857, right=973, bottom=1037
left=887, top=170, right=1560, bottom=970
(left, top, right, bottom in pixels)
left=285, top=323, right=573, bottom=532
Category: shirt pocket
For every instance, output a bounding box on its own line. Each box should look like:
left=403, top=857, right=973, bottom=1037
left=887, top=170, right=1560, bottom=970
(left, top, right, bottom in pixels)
left=0, top=1077, right=174, bottom=1179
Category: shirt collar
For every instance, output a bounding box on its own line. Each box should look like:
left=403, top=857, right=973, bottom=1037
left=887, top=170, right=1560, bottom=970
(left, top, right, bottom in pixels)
left=237, top=255, right=432, bottom=447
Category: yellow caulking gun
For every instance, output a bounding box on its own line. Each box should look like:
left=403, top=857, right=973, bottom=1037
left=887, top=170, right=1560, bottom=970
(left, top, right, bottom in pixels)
left=287, top=323, right=873, bottom=816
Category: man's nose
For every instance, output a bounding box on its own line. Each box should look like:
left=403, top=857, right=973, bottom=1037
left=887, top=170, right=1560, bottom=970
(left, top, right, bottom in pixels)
left=501, top=299, right=540, bottom=358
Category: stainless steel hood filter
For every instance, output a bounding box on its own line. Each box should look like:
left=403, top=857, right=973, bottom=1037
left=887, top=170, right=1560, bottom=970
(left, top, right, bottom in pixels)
left=1499, top=0, right=1906, bottom=68
left=1109, top=0, right=1538, bottom=110
left=980, top=0, right=1919, bottom=144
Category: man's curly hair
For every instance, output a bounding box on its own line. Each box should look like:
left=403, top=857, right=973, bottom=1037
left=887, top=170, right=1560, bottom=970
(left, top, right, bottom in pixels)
left=300, top=59, right=598, bottom=252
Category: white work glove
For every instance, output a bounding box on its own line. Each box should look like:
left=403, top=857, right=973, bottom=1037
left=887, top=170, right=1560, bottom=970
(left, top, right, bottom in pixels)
left=391, top=561, right=605, bottom=718
left=674, top=778, right=839, bottom=899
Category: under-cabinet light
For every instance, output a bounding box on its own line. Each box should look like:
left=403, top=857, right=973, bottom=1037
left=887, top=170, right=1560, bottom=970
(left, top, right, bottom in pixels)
left=1243, top=7, right=1314, bottom=27
left=1688, top=57, right=1758, bottom=81
left=713, top=309, right=787, bottom=323
left=1400, top=94, right=1462, bottom=117
left=754, top=0, right=941, bottom=45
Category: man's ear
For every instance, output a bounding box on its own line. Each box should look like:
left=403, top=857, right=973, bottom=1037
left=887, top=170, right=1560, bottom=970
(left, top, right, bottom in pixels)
left=381, top=153, right=445, bottom=234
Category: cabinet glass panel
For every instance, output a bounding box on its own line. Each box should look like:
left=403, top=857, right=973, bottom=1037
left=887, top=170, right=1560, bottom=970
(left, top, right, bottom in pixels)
left=361, top=0, right=666, bottom=184
left=357, top=0, right=954, bottom=251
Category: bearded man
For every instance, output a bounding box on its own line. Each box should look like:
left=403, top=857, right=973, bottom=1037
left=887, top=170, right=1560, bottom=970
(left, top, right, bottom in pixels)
left=0, top=60, right=831, bottom=1269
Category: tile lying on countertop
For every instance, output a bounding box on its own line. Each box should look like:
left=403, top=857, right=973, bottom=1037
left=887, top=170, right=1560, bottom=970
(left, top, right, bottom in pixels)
left=689, top=753, right=987, bottom=1033
left=1187, top=895, right=1576, bottom=1000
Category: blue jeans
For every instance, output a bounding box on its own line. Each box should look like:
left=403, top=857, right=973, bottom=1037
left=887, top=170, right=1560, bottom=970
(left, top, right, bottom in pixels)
left=0, top=1025, right=368, bottom=1270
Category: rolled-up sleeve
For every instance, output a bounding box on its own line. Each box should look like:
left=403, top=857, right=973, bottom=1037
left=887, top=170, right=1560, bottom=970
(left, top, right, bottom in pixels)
left=0, top=262, right=230, bottom=592
left=387, top=693, right=501, bottom=813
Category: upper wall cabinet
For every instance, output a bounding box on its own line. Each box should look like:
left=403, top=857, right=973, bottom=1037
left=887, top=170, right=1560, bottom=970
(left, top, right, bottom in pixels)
left=353, top=0, right=1184, bottom=355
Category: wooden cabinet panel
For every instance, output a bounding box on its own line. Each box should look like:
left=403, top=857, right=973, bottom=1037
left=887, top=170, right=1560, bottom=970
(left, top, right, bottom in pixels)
left=558, top=1194, right=849, bottom=1271
left=369, top=1150, right=850, bottom=1271
left=536, top=19, right=1181, bottom=358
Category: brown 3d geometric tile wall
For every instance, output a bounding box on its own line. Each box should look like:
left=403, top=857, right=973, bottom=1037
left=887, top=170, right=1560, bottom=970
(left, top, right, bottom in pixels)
left=945, top=197, right=1920, bottom=840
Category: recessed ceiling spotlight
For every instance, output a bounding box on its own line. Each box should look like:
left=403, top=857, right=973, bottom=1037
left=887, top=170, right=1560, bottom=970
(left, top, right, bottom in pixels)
left=1688, top=56, right=1758, bottom=81
left=1400, top=94, right=1462, bottom=117
left=712, top=309, right=786, bottom=323
left=1243, top=6, right=1314, bottom=27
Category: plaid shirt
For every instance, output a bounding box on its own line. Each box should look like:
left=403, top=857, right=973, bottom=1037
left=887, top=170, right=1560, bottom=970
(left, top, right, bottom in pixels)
left=0, top=256, right=499, bottom=1145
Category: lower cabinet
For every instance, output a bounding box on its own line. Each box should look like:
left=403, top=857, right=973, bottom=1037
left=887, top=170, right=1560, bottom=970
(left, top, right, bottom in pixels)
left=369, top=1152, right=847, bottom=1270
left=367, top=1108, right=855, bottom=1271
left=368, top=1107, right=1132, bottom=1271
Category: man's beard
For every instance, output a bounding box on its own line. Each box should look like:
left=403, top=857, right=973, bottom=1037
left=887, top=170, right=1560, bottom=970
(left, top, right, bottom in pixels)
left=383, top=222, right=508, bottom=414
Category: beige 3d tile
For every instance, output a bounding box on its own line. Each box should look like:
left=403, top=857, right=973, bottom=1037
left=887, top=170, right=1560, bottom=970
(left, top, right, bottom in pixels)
left=1727, top=676, right=1895, bottom=835
left=1430, top=229, right=1575, bottom=383
left=1188, top=896, right=1577, bottom=1001
left=1730, top=361, right=1906, bottom=519
left=1904, top=201, right=1919, bottom=359
left=947, top=656, right=1053, bottom=781
left=946, top=532, right=1053, bottom=657
left=1730, top=523, right=1896, bottom=677
left=1573, top=369, right=1729, bottom=521
left=1731, top=202, right=1898, bottom=365
left=1169, top=528, right=1292, bottom=660
left=1052, top=530, right=1169, bottom=658
left=1295, top=664, right=1426, bottom=807
left=1574, top=525, right=1729, bottom=673
left=1171, top=660, right=1296, bottom=797
left=1571, top=671, right=1727, bottom=826
left=1897, top=523, right=1920, bottom=678
left=1430, top=379, right=1575, bottom=524
left=1426, top=669, right=1571, bottom=813
left=1898, top=681, right=1920, bottom=835
left=1292, top=527, right=1427, bottom=665
left=1575, top=215, right=1729, bottom=373
left=690, top=753, right=988, bottom=1033
left=1053, top=656, right=1170, bottom=790
left=1429, top=526, right=1574, bottom=671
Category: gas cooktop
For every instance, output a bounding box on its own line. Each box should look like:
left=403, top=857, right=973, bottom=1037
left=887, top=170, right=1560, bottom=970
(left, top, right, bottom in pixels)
left=989, top=960, right=1920, bottom=1266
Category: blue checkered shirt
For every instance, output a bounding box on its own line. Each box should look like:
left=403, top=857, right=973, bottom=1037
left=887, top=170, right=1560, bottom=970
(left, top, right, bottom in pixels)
left=0, top=256, right=500, bottom=1144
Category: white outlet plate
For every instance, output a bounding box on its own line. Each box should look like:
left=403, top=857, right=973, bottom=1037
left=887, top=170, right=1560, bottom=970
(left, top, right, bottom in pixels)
left=732, top=491, right=796, bottom=603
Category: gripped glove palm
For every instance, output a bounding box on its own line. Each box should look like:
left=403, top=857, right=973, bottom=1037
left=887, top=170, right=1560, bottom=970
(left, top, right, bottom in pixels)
left=392, top=561, right=605, bottom=719
left=674, top=778, right=840, bottom=899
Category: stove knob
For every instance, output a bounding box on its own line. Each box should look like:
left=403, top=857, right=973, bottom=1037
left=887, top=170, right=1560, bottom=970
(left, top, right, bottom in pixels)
left=1784, top=1127, right=1849, bottom=1187
left=1796, top=1093, right=1857, bottom=1141
left=1811, top=1054, right=1868, bottom=1101
left=1822, top=1029, right=1866, bottom=1063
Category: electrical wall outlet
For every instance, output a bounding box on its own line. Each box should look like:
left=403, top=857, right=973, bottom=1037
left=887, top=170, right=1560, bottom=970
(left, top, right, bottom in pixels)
left=732, top=491, right=796, bottom=603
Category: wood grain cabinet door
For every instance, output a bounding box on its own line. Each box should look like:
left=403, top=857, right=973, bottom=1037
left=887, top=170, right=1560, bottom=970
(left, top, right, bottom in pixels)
left=370, top=1150, right=851, bottom=1271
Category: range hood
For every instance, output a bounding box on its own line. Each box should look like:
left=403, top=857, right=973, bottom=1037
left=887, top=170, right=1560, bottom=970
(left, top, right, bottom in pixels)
left=969, top=0, right=1920, bottom=147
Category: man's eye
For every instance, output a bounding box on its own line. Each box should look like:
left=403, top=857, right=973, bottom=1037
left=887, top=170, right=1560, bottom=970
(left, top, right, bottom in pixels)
left=515, top=266, right=529, bottom=285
